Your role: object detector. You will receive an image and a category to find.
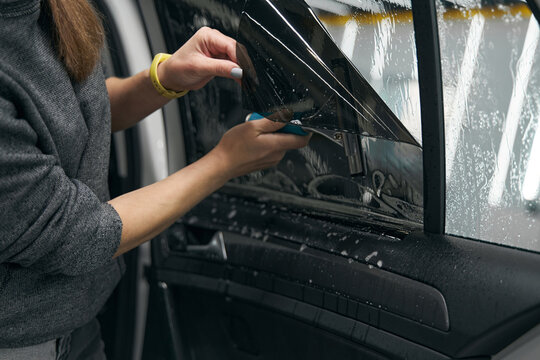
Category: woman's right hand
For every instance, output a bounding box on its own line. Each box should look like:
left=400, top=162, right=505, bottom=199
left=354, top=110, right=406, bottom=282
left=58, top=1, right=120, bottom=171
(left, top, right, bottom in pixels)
left=211, top=118, right=311, bottom=180
left=110, top=117, right=309, bottom=257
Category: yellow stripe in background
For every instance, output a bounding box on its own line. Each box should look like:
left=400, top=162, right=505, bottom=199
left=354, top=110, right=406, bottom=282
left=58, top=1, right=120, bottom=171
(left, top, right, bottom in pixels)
left=318, top=3, right=532, bottom=26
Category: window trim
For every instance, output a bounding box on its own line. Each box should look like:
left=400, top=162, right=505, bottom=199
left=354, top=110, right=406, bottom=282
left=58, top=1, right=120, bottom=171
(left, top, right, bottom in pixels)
left=527, top=0, right=540, bottom=24
left=412, top=0, right=446, bottom=234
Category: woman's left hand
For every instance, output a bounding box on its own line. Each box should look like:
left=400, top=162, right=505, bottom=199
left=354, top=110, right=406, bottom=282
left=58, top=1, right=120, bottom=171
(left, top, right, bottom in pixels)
left=157, top=27, right=242, bottom=92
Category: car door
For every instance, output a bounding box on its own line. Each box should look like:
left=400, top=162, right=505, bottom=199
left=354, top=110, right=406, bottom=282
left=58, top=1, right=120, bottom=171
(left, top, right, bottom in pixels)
left=131, top=0, right=540, bottom=359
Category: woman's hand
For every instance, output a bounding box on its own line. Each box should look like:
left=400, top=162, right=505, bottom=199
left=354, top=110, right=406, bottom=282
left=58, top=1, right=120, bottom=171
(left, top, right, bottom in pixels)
left=108, top=27, right=241, bottom=132
left=110, top=117, right=310, bottom=257
left=157, top=27, right=242, bottom=92
left=210, top=118, right=312, bottom=180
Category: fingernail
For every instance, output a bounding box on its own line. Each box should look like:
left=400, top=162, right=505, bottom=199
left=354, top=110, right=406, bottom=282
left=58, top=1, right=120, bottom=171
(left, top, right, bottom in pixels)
left=231, top=68, right=243, bottom=79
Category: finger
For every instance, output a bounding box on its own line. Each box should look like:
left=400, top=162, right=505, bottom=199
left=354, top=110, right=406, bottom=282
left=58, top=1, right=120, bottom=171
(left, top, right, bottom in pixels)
left=259, top=150, right=287, bottom=168
left=203, top=28, right=238, bottom=63
left=201, top=58, right=242, bottom=80
left=249, top=118, right=287, bottom=133
left=265, top=132, right=312, bottom=150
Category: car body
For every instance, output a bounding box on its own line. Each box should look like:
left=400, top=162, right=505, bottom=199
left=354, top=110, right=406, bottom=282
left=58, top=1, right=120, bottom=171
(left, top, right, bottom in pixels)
left=96, top=0, right=540, bottom=359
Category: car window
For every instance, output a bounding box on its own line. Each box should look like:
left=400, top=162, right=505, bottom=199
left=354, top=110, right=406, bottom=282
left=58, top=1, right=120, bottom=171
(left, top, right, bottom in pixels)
left=311, top=0, right=422, bottom=144
left=155, top=0, right=423, bottom=231
left=437, top=0, right=540, bottom=250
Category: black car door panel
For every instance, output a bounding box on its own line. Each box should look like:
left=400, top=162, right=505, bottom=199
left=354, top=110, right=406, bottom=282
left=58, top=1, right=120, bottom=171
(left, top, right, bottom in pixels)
left=136, top=0, right=540, bottom=359
left=162, top=230, right=450, bottom=331
left=147, top=191, right=540, bottom=358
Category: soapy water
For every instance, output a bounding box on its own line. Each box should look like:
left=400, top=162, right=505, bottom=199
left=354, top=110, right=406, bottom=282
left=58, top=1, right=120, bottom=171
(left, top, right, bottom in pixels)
left=437, top=0, right=540, bottom=251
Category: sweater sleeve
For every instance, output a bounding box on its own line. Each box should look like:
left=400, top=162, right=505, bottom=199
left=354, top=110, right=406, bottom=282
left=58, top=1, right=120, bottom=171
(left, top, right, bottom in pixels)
left=0, top=100, right=123, bottom=276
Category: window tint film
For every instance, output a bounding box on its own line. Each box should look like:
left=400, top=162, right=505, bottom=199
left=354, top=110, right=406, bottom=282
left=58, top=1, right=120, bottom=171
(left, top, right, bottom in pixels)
left=311, top=0, right=422, bottom=144
left=237, top=0, right=418, bottom=145
left=438, top=1, right=540, bottom=250
left=235, top=0, right=423, bottom=227
left=155, top=0, right=423, bottom=230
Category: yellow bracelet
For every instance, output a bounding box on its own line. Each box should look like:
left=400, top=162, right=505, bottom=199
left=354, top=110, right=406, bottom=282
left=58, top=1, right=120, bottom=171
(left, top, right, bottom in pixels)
left=150, top=53, right=189, bottom=99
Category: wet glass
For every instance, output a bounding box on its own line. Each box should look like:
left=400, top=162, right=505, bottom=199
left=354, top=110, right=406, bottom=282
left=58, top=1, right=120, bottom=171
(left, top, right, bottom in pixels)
left=155, top=0, right=423, bottom=230
left=232, top=0, right=423, bottom=227
left=309, top=0, right=422, bottom=144
left=438, top=1, right=540, bottom=250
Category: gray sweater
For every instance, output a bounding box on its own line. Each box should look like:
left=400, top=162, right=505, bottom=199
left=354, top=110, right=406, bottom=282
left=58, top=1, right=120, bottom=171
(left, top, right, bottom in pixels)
left=0, top=0, right=124, bottom=347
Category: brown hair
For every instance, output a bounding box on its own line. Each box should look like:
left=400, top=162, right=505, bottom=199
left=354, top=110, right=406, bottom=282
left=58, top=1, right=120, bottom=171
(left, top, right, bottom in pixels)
left=43, top=0, right=104, bottom=82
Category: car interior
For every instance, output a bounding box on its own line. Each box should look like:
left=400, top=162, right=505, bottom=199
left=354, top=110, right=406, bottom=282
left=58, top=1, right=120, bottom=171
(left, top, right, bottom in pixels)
left=97, top=0, right=540, bottom=359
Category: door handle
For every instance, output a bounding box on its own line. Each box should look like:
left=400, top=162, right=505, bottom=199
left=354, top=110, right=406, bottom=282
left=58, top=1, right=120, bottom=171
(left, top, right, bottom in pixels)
left=185, top=231, right=228, bottom=261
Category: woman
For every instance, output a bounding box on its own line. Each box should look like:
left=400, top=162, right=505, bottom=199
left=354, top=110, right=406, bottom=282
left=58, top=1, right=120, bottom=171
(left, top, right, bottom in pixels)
left=0, top=0, right=309, bottom=358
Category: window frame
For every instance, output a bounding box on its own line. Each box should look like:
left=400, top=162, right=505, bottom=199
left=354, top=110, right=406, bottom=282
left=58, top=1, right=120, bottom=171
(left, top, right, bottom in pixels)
left=411, top=0, right=446, bottom=234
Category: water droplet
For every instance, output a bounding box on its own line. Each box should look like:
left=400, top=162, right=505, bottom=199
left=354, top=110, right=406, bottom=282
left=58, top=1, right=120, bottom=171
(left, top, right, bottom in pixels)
left=365, top=251, right=378, bottom=261
left=227, top=209, right=237, bottom=219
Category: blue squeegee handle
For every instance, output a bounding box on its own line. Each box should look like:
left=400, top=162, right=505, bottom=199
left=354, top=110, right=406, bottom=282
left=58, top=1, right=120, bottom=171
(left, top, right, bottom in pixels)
left=246, top=112, right=309, bottom=136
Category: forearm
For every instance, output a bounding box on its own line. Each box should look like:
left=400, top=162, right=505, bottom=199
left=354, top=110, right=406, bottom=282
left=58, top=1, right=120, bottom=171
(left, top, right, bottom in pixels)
left=104, top=28, right=310, bottom=259
left=109, top=151, right=230, bottom=257
left=107, top=70, right=169, bottom=132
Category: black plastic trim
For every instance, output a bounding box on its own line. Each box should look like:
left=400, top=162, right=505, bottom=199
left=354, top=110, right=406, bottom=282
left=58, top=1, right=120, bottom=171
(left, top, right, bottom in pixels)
left=411, top=0, right=446, bottom=234
left=155, top=270, right=450, bottom=360
left=162, top=231, right=449, bottom=331
left=156, top=281, right=186, bottom=360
